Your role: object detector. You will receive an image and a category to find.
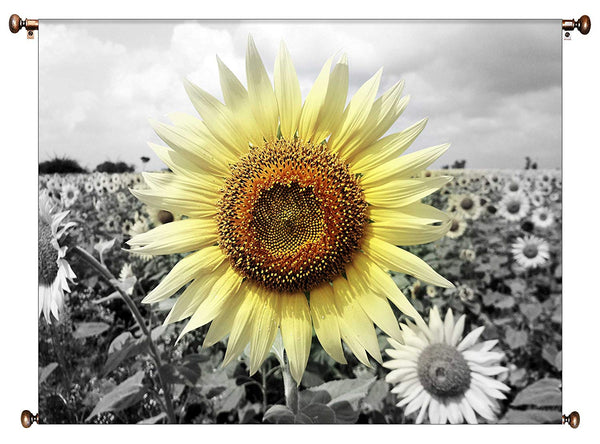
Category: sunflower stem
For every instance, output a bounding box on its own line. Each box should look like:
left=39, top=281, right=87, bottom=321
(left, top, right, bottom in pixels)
left=73, top=246, right=177, bottom=424
left=281, top=356, right=299, bottom=414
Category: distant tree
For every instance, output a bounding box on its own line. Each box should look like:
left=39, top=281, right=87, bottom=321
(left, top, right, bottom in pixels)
left=95, top=161, right=135, bottom=173
left=39, top=157, right=87, bottom=174
left=525, top=156, right=538, bottom=170
left=441, top=159, right=467, bottom=169
left=140, top=156, right=150, bottom=164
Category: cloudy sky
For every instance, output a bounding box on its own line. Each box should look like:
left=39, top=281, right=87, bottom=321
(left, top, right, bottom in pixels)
left=39, top=20, right=561, bottom=171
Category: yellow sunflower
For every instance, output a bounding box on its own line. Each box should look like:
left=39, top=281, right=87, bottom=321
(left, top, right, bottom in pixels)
left=129, top=37, right=453, bottom=383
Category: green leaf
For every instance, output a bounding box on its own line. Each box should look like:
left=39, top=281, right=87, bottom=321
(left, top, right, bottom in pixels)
left=495, top=296, right=515, bottom=309
left=213, top=385, right=245, bottom=415
left=238, top=403, right=262, bottom=424
left=542, top=344, right=561, bottom=371
left=507, top=278, right=527, bottom=295
left=511, top=378, right=561, bottom=408
left=509, top=367, right=528, bottom=388
left=329, top=401, right=358, bottom=424
left=94, top=238, right=116, bottom=258
left=301, top=370, right=325, bottom=388
left=86, top=370, right=146, bottom=421
left=482, top=291, right=505, bottom=307
left=137, top=412, right=167, bottom=424
left=504, top=327, right=528, bottom=350
left=363, top=380, right=389, bottom=413
left=263, top=405, right=295, bottom=424
left=39, top=362, right=59, bottom=384
left=104, top=333, right=148, bottom=375
left=520, top=302, right=542, bottom=322
left=301, top=403, right=336, bottom=424
left=307, top=376, right=376, bottom=410
left=554, top=351, right=562, bottom=371
left=73, top=322, right=110, bottom=339
left=501, top=408, right=561, bottom=424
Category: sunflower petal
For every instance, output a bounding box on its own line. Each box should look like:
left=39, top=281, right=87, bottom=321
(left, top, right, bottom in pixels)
left=280, top=292, right=312, bottom=384
left=130, top=187, right=217, bottom=220
left=309, top=283, right=347, bottom=364
left=127, top=218, right=217, bottom=255
left=183, top=78, right=249, bottom=157
left=298, top=57, right=333, bottom=142
left=222, top=287, right=259, bottom=367
left=202, top=283, right=244, bottom=347
left=274, top=41, right=302, bottom=141
left=177, top=266, right=243, bottom=338
left=329, top=68, right=382, bottom=156
left=370, top=219, right=451, bottom=246
left=215, top=57, right=263, bottom=146
left=365, top=176, right=452, bottom=209
left=346, top=260, right=402, bottom=342
left=143, top=248, right=225, bottom=303
left=312, top=54, right=349, bottom=144
left=349, top=252, right=423, bottom=324
left=369, top=202, right=450, bottom=225
left=362, top=235, right=454, bottom=288
left=246, top=35, right=279, bottom=140
left=361, top=144, right=450, bottom=187
left=332, top=276, right=382, bottom=365
left=352, top=118, right=428, bottom=173
left=164, top=274, right=219, bottom=325
left=249, top=289, right=281, bottom=375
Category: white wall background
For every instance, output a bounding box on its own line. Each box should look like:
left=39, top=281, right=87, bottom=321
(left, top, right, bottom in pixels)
left=1, top=0, right=599, bottom=443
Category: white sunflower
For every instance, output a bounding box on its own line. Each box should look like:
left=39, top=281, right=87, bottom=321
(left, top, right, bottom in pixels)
left=498, top=192, right=530, bottom=222
left=504, top=178, right=524, bottom=194
left=511, top=235, right=550, bottom=269
left=61, top=183, right=80, bottom=209
left=445, top=213, right=468, bottom=239
left=531, top=207, right=554, bottom=229
left=459, top=248, right=476, bottom=263
left=384, top=307, right=510, bottom=424
left=39, top=192, right=77, bottom=323
left=449, top=194, right=481, bottom=220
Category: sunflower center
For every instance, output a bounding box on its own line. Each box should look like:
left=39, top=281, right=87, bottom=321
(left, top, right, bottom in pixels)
left=417, top=343, right=471, bottom=398
left=450, top=220, right=460, bottom=232
left=507, top=201, right=520, bottom=214
left=217, top=139, right=368, bottom=293
left=539, top=213, right=548, bottom=221
left=39, top=219, right=59, bottom=286
left=509, top=183, right=519, bottom=192
left=460, top=197, right=474, bottom=210
left=253, top=183, right=324, bottom=254
left=523, top=244, right=539, bottom=259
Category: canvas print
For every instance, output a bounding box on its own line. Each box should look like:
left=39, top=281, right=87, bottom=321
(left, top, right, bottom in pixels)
left=37, top=20, right=562, bottom=424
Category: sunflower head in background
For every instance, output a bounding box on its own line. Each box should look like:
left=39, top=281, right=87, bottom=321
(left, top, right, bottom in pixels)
left=39, top=191, right=76, bottom=323
left=129, top=36, right=453, bottom=383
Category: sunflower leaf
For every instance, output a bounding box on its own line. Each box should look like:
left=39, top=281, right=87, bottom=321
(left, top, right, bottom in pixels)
left=39, top=362, right=59, bottom=384
left=500, top=409, right=561, bottom=424
left=73, top=322, right=110, bottom=339
left=263, top=405, right=295, bottom=424
left=86, top=370, right=145, bottom=421
left=511, top=378, right=561, bottom=407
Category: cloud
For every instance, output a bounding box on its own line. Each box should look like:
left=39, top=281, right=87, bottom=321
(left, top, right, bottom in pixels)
left=39, top=20, right=561, bottom=171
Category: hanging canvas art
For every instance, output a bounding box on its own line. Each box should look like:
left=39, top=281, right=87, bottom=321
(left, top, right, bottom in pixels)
left=34, top=19, right=564, bottom=425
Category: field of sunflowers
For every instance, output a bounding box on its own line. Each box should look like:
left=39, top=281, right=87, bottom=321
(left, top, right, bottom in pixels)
left=37, top=168, right=562, bottom=424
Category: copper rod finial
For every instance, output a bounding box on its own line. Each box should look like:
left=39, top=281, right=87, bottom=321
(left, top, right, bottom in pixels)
left=562, top=15, right=591, bottom=34
left=9, top=14, right=22, bottom=33
left=562, top=411, right=580, bottom=429
left=578, top=15, right=591, bottom=35
left=21, top=410, right=39, bottom=428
